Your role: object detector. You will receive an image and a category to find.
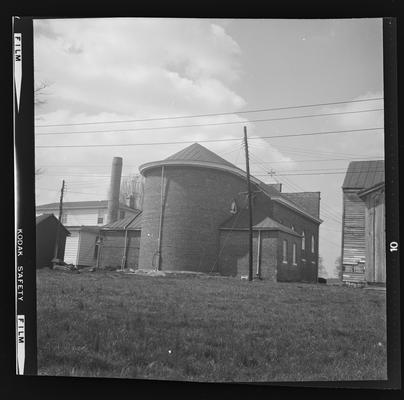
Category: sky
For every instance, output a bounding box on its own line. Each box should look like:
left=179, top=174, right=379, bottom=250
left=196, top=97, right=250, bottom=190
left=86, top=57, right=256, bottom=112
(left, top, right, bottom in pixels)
left=33, top=18, right=385, bottom=277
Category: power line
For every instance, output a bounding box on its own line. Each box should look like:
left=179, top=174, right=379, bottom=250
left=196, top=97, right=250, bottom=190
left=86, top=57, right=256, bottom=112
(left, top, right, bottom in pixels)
left=254, top=170, right=383, bottom=177
left=35, top=108, right=384, bottom=136
left=35, top=126, right=384, bottom=148
left=35, top=97, right=384, bottom=128
left=36, top=155, right=383, bottom=168
left=38, top=168, right=384, bottom=179
left=271, top=144, right=382, bottom=159
left=248, top=150, right=344, bottom=224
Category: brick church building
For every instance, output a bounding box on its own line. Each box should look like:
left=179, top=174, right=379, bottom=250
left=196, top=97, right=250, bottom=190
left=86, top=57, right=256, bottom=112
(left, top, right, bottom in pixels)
left=131, top=143, right=322, bottom=282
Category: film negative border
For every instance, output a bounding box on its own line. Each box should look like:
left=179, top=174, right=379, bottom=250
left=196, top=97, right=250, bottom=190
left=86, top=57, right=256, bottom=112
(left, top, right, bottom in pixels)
left=13, top=16, right=37, bottom=376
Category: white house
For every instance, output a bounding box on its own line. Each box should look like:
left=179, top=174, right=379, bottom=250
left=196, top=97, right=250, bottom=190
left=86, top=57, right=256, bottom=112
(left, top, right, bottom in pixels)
left=36, top=200, right=139, bottom=267
left=35, top=200, right=138, bottom=226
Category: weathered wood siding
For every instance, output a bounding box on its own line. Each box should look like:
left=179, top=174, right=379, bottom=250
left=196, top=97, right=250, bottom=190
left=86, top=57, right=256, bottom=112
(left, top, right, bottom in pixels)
left=77, top=230, right=99, bottom=267
left=364, top=189, right=385, bottom=283
left=342, top=190, right=366, bottom=267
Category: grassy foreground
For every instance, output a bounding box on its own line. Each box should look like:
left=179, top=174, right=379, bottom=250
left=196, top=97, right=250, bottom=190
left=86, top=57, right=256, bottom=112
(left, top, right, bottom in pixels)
left=36, top=269, right=387, bottom=382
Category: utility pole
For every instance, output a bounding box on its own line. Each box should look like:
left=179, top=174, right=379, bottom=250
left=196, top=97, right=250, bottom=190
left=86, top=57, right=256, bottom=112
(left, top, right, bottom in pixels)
left=52, top=180, right=65, bottom=267
left=243, top=126, right=253, bottom=282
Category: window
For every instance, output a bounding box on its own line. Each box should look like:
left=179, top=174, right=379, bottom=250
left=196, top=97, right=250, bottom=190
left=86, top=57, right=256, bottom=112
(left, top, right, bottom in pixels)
left=230, top=200, right=237, bottom=214
left=292, top=243, right=297, bottom=265
left=311, top=234, right=315, bottom=253
left=97, top=209, right=104, bottom=225
left=301, top=231, right=305, bottom=250
left=282, top=240, right=288, bottom=263
left=119, top=210, right=125, bottom=220
left=291, top=225, right=295, bottom=231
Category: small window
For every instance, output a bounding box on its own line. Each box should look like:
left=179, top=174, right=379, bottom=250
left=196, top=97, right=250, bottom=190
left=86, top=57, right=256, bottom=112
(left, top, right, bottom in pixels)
left=291, top=225, right=295, bottom=231
left=119, top=210, right=125, bottom=219
left=61, top=213, right=67, bottom=224
left=311, top=234, right=315, bottom=253
left=97, top=209, right=105, bottom=225
left=301, top=231, right=305, bottom=250
left=292, top=243, right=297, bottom=265
left=230, top=200, right=237, bottom=214
left=282, top=240, right=288, bottom=263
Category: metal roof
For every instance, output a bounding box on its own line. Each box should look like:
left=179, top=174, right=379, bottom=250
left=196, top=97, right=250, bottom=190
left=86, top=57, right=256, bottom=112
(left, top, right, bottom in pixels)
left=165, top=142, right=238, bottom=168
left=281, top=192, right=321, bottom=219
left=342, top=160, right=384, bottom=190
left=36, top=200, right=139, bottom=212
left=101, top=212, right=142, bottom=230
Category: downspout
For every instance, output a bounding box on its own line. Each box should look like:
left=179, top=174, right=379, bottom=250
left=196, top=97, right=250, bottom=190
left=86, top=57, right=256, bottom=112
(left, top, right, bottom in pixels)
left=156, top=165, right=165, bottom=271
left=121, top=229, right=129, bottom=271
left=96, top=230, right=103, bottom=270
left=256, top=230, right=262, bottom=279
left=121, top=215, right=137, bottom=271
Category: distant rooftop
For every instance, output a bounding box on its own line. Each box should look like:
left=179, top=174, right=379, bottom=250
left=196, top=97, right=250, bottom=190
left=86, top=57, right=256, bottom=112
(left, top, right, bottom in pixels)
left=101, top=211, right=142, bottom=230
left=342, top=160, right=384, bottom=190
left=36, top=200, right=138, bottom=212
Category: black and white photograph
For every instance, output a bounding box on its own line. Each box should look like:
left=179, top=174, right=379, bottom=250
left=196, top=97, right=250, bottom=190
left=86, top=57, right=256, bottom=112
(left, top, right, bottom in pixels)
left=13, top=15, right=400, bottom=386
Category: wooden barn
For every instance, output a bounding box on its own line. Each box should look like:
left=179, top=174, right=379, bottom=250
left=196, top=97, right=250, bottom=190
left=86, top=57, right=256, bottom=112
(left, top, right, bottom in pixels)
left=358, top=181, right=386, bottom=283
left=36, top=214, right=70, bottom=268
left=341, top=160, right=385, bottom=285
left=97, top=212, right=142, bottom=270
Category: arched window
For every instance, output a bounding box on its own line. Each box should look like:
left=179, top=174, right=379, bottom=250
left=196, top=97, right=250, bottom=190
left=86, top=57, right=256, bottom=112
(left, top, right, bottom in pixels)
left=230, top=199, right=237, bottom=214
left=282, top=240, right=288, bottom=263
left=311, top=234, right=315, bottom=253
left=301, top=231, right=305, bottom=250
left=292, top=243, right=297, bottom=265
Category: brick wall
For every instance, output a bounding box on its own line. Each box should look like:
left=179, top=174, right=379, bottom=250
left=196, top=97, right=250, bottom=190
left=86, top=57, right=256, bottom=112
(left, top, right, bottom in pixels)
left=139, top=166, right=248, bottom=272
left=276, top=231, right=302, bottom=282
left=272, top=202, right=319, bottom=282
left=100, top=230, right=140, bottom=269
left=218, top=230, right=278, bottom=281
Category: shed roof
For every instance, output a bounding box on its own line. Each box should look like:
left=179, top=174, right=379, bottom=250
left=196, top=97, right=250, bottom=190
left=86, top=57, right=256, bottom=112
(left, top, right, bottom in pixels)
left=36, top=213, right=70, bottom=235
left=36, top=200, right=139, bottom=213
left=101, top=211, right=142, bottom=230
left=342, top=160, right=384, bottom=190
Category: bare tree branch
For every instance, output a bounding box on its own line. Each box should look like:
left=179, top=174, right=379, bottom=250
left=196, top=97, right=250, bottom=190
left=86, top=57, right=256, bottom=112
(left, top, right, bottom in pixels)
left=34, top=80, right=53, bottom=107
left=120, top=174, right=144, bottom=210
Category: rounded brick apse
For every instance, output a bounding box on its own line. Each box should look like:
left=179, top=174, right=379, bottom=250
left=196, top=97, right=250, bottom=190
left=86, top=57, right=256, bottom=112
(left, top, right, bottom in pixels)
left=138, top=163, right=248, bottom=273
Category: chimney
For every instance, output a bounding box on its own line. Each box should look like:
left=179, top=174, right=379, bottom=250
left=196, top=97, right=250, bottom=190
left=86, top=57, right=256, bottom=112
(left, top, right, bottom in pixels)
left=106, top=157, right=123, bottom=224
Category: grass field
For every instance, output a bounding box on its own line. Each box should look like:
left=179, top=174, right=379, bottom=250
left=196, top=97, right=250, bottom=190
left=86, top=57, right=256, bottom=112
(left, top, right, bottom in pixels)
left=36, top=269, right=387, bottom=382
